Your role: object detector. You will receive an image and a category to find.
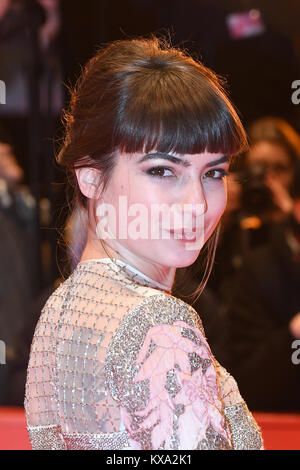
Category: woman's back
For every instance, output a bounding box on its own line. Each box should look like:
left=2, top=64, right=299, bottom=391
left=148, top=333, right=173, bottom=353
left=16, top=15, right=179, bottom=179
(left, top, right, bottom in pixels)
left=24, top=258, right=263, bottom=450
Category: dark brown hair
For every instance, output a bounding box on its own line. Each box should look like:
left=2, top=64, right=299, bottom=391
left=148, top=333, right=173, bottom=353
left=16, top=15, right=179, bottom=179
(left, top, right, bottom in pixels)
left=246, top=116, right=300, bottom=198
left=57, top=36, right=248, bottom=302
left=247, top=117, right=300, bottom=166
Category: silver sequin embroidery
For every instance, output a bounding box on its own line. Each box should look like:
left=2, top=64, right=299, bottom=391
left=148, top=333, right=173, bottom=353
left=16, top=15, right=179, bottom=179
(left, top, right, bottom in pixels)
left=24, top=258, right=263, bottom=450
left=224, top=402, right=263, bottom=450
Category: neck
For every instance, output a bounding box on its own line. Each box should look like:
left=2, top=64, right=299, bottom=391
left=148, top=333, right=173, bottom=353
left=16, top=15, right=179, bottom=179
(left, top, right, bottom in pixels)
left=80, top=228, right=176, bottom=291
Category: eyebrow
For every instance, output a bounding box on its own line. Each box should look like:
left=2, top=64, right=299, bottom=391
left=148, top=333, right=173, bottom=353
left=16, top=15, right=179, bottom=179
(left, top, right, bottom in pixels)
left=206, top=155, right=229, bottom=167
left=138, top=153, right=229, bottom=168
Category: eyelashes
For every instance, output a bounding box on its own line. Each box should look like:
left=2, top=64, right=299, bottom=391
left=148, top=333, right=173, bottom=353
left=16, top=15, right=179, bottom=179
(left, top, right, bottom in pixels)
left=145, top=166, right=229, bottom=180
left=203, top=169, right=230, bottom=180
left=145, top=166, right=175, bottom=178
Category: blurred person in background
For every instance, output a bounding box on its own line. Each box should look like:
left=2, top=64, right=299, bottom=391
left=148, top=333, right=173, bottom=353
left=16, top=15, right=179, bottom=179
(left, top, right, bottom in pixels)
left=225, top=181, right=300, bottom=411
left=0, top=125, right=36, bottom=404
left=0, top=0, right=64, bottom=287
left=220, top=119, right=300, bottom=411
left=208, top=117, right=300, bottom=302
left=0, top=0, right=62, bottom=117
left=241, top=117, right=299, bottom=226
left=0, top=125, right=36, bottom=232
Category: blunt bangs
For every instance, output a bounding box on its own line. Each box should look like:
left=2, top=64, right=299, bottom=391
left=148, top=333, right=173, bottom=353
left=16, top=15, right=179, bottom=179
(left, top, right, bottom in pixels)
left=113, top=57, right=248, bottom=158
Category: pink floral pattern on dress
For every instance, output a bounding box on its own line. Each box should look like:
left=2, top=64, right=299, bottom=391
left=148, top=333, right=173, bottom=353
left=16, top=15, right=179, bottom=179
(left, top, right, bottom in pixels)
left=120, top=320, right=232, bottom=449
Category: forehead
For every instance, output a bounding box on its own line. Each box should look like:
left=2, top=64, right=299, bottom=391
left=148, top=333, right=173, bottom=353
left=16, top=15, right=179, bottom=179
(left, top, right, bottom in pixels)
left=247, top=142, right=291, bottom=164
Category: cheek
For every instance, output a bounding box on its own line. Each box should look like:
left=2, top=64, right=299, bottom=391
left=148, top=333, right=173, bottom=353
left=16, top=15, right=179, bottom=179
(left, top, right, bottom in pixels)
left=206, top=187, right=227, bottom=222
left=125, top=179, right=169, bottom=220
left=101, top=174, right=161, bottom=233
left=102, top=169, right=132, bottom=205
left=212, top=199, right=227, bottom=220
left=213, top=182, right=227, bottom=206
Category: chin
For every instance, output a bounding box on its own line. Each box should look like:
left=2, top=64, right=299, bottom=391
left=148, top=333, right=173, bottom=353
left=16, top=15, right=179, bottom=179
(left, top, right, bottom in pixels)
left=159, top=248, right=201, bottom=269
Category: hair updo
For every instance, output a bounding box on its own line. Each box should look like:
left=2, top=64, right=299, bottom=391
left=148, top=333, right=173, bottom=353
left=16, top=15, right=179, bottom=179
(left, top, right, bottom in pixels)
left=57, top=35, right=248, bottom=300
left=57, top=36, right=247, bottom=205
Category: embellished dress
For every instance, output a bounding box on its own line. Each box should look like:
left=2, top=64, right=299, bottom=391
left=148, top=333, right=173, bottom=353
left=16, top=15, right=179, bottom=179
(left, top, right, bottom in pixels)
left=24, top=258, right=263, bottom=450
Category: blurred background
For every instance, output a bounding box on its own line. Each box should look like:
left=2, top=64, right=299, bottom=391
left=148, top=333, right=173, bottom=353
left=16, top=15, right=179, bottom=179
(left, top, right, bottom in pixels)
left=0, top=0, right=300, bottom=449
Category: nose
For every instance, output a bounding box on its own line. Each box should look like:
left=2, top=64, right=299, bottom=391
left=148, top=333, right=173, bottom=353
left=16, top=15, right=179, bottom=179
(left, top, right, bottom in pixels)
left=180, top=178, right=208, bottom=218
left=169, top=179, right=207, bottom=231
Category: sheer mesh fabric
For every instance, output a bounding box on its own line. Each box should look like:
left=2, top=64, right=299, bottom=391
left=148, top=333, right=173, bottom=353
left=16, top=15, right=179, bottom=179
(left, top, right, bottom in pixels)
left=24, top=258, right=263, bottom=450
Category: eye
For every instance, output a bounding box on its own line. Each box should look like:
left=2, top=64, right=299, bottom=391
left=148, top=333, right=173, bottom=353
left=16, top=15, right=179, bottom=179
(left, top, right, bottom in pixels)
left=145, top=166, right=176, bottom=179
left=203, top=169, right=229, bottom=180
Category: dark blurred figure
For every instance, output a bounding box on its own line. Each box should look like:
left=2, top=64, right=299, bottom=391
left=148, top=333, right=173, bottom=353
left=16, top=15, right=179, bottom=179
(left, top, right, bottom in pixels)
left=0, top=0, right=62, bottom=124
left=225, top=192, right=300, bottom=411
left=243, top=117, right=299, bottom=223
left=0, top=0, right=64, bottom=164
left=0, top=0, right=64, bottom=288
left=217, top=118, right=300, bottom=411
left=209, top=117, right=300, bottom=303
left=0, top=127, right=37, bottom=404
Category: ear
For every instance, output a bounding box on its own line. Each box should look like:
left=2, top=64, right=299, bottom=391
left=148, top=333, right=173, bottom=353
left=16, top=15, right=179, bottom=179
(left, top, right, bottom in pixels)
left=75, top=167, right=103, bottom=199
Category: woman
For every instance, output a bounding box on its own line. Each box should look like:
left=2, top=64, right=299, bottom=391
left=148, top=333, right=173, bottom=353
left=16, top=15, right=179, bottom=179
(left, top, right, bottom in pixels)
left=24, top=37, right=263, bottom=450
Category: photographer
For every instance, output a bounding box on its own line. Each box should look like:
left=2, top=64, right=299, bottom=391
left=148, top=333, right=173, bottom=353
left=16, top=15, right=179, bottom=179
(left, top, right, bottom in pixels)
left=209, top=117, right=300, bottom=296
left=222, top=117, right=300, bottom=411
left=242, top=117, right=298, bottom=223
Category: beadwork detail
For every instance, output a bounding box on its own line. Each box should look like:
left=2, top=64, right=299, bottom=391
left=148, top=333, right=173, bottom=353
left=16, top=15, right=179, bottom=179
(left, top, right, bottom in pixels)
left=224, top=402, right=263, bottom=450
left=24, top=258, right=263, bottom=450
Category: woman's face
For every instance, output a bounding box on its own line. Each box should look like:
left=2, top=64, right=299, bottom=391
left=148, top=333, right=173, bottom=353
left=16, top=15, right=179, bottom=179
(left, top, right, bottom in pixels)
left=246, top=141, right=293, bottom=191
left=95, top=150, right=229, bottom=270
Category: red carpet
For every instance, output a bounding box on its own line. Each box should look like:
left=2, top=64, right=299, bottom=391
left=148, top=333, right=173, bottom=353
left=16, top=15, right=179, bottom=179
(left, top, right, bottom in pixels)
left=0, top=407, right=299, bottom=450
left=0, top=407, right=31, bottom=450
left=252, top=411, right=300, bottom=450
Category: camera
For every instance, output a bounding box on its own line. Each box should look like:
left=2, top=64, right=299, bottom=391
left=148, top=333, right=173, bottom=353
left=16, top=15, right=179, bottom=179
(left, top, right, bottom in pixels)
left=239, top=163, right=276, bottom=216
